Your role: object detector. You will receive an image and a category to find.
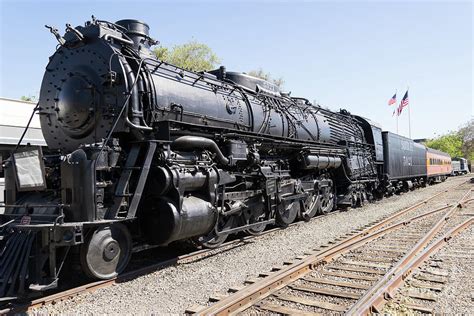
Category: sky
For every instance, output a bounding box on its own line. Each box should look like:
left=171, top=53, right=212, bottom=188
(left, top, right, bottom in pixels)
left=0, top=0, right=472, bottom=139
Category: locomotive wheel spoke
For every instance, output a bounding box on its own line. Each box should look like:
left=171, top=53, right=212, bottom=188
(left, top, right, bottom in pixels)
left=244, top=214, right=267, bottom=236
left=276, top=201, right=299, bottom=227
left=198, top=216, right=235, bottom=249
left=318, top=180, right=334, bottom=215
left=300, top=192, right=319, bottom=221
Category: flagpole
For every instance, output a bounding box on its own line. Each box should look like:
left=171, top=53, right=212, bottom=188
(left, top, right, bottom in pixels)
left=407, top=86, right=411, bottom=138
left=392, top=89, right=398, bottom=134
left=396, top=110, right=399, bottom=134
left=395, top=89, right=398, bottom=134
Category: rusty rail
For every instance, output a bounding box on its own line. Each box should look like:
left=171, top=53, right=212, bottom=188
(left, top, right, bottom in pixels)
left=2, top=183, right=464, bottom=314
left=347, top=188, right=473, bottom=314
left=194, top=189, right=467, bottom=315
left=3, top=205, right=342, bottom=313
left=349, top=217, right=473, bottom=314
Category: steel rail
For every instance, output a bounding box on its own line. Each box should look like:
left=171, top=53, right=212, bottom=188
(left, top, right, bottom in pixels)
left=5, top=208, right=343, bottom=313
left=347, top=187, right=473, bottom=315
left=195, top=191, right=466, bottom=315
left=349, top=216, right=473, bottom=314
left=1, top=183, right=462, bottom=314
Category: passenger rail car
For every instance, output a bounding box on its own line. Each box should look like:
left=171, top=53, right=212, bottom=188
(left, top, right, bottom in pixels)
left=426, top=148, right=452, bottom=182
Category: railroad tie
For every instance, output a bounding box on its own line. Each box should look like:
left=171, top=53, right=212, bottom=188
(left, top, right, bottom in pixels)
left=184, top=304, right=206, bottom=314
left=414, top=274, right=447, bottom=284
left=228, top=285, right=246, bottom=293
left=244, top=277, right=259, bottom=284
left=271, top=265, right=286, bottom=271
left=403, top=303, right=434, bottom=314
left=274, top=293, right=348, bottom=312
left=283, top=261, right=296, bottom=265
left=409, top=280, right=444, bottom=292
left=208, top=293, right=227, bottom=302
left=302, top=276, right=370, bottom=290
left=422, top=269, right=448, bottom=277
left=405, top=291, right=437, bottom=302
left=320, top=270, right=378, bottom=282
left=364, top=247, right=407, bottom=254
left=289, top=284, right=361, bottom=300
left=343, top=255, right=394, bottom=263
left=337, top=259, right=391, bottom=269
left=325, top=265, right=386, bottom=275
left=257, top=303, right=322, bottom=316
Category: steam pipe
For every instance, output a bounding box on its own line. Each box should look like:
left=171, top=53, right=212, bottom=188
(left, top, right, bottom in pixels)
left=172, top=136, right=229, bottom=165
left=121, top=58, right=152, bottom=131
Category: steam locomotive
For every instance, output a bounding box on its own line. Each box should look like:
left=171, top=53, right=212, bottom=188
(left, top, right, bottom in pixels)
left=0, top=18, right=452, bottom=299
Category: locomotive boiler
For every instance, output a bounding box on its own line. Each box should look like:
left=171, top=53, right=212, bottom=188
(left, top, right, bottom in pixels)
left=1, top=17, right=381, bottom=298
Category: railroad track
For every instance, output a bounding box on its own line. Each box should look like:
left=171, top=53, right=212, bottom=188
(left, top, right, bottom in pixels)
left=190, top=182, right=473, bottom=315
left=1, top=179, right=468, bottom=314
left=384, top=217, right=474, bottom=314
left=2, top=207, right=344, bottom=313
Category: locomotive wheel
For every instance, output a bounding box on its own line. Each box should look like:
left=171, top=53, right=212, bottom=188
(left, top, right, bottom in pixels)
left=300, top=190, right=319, bottom=221
left=196, top=216, right=235, bottom=249
left=276, top=201, right=298, bottom=227
left=318, top=181, right=334, bottom=215
left=80, top=224, right=132, bottom=280
left=244, top=214, right=267, bottom=236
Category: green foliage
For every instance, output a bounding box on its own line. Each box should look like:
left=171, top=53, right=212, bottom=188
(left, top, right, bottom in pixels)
left=425, top=119, right=474, bottom=161
left=247, top=68, right=285, bottom=89
left=425, top=132, right=463, bottom=157
left=459, top=119, right=474, bottom=161
left=20, top=95, right=37, bottom=102
left=153, top=41, right=220, bottom=72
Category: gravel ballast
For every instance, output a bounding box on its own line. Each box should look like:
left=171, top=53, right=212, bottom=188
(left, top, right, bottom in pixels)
left=33, top=176, right=471, bottom=315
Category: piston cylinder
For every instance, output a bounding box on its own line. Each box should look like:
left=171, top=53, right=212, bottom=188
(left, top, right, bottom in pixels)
left=141, top=195, right=217, bottom=245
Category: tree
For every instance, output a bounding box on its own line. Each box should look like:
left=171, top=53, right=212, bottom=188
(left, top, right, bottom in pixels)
left=425, top=119, right=474, bottom=161
left=247, top=68, right=285, bottom=89
left=154, top=41, right=220, bottom=72
left=425, top=132, right=463, bottom=158
left=20, top=95, right=37, bottom=102
left=458, top=119, right=474, bottom=161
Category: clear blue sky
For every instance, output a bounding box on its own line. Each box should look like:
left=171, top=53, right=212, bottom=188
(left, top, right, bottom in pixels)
left=0, top=0, right=472, bottom=139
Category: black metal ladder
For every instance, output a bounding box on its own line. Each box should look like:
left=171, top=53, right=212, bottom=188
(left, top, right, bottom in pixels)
left=105, top=142, right=157, bottom=219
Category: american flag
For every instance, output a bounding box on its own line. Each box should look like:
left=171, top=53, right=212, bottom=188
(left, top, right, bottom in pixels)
left=400, top=90, right=409, bottom=109
left=388, top=93, right=397, bottom=106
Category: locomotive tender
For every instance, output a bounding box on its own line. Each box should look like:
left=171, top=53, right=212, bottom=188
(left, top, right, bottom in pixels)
left=0, top=18, right=453, bottom=299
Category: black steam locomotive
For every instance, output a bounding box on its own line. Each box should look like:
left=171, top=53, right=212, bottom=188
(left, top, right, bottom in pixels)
left=0, top=18, right=444, bottom=299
